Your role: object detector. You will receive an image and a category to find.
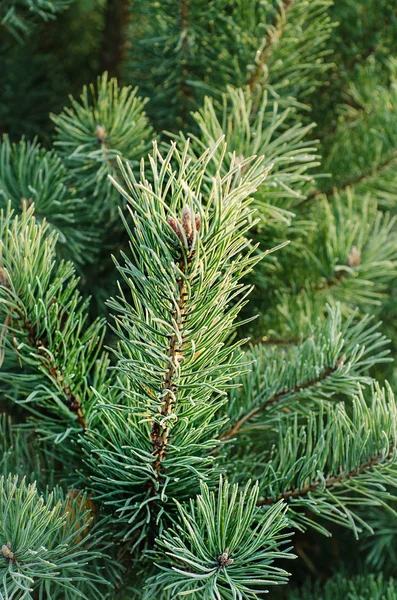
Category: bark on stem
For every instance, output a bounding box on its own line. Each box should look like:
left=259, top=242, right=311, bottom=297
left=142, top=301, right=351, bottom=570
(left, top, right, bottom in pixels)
left=257, top=445, right=395, bottom=506
left=221, top=359, right=344, bottom=441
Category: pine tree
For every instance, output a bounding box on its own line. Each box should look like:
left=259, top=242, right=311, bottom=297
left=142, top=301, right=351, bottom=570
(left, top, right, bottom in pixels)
left=1, top=1, right=397, bottom=598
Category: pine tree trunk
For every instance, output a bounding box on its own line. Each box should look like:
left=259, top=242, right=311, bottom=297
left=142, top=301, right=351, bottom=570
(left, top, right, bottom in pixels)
left=100, top=0, right=130, bottom=79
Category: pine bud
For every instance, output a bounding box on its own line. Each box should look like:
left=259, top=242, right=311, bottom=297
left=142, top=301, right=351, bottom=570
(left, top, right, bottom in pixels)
left=2, top=542, right=15, bottom=561
left=94, top=125, right=107, bottom=144
left=169, top=207, right=201, bottom=252
left=217, top=547, right=233, bottom=567
left=0, top=267, right=8, bottom=288
left=168, top=216, right=183, bottom=242
left=181, top=205, right=193, bottom=239
left=347, top=246, right=361, bottom=268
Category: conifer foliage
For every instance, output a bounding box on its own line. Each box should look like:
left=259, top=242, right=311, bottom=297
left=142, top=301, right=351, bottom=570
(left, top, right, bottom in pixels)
left=1, top=1, right=397, bottom=598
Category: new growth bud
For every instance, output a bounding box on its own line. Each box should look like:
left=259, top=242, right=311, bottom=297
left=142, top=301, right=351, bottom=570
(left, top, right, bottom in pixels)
left=0, top=267, right=9, bottom=288
left=347, top=246, right=361, bottom=268
left=2, top=542, right=15, bottom=562
left=217, top=547, right=233, bottom=567
left=94, top=125, right=108, bottom=144
left=168, top=205, right=201, bottom=251
left=181, top=205, right=193, bottom=239
left=168, top=216, right=180, bottom=237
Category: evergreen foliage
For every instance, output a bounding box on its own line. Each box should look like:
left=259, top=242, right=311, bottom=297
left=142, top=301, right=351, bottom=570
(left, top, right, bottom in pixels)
left=0, top=136, right=95, bottom=264
left=0, top=475, right=110, bottom=599
left=287, top=573, right=397, bottom=600
left=51, top=73, right=155, bottom=221
left=0, top=0, right=73, bottom=41
left=145, top=478, right=293, bottom=599
left=1, top=0, right=397, bottom=598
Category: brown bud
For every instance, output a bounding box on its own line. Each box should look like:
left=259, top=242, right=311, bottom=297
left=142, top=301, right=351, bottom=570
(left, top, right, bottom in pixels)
left=168, top=216, right=183, bottom=242
left=0, top=267, right=8, bottom=288
left=217, top=547, right=233, bottom=567
left=347, top=246, right=361, bottom=268
left=94, top=125, right=107, bottom=144
left=2, top=542, right=15, bottom=561
left=181, top=205, right=193, bottom=239
left=194, top=213, right=200, bottom=232
left=168, top=216, right=180, bottom=234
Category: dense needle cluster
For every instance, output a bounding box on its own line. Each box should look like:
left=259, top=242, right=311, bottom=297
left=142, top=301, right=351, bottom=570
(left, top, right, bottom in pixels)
left=0, top=1, right=397, bottom=599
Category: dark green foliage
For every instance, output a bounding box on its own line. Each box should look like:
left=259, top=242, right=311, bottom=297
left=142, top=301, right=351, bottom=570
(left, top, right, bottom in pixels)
left=51, top=73, right=155, bottom=220
left=0, top=135, right=96, bottom=264
left=1, top=0, right=397, bottom=598
left=287, top=573, right=397, bottom=600
left=0, top=0, right=73, bottom=41
left=145, top=478, right=293, bottom=599
left=125, top=0, right=333, bottom=130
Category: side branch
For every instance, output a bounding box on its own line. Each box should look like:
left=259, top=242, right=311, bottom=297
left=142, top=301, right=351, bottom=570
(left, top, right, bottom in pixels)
left=8, top=313, right=86, bottom=429
left=246, top=0, right=294, bottom=90
left=21, top=314, right=86, bottom=429
left=221, top=358, right=344, bottom=441
left=257, top=444, right=395, bottom=506
left=297, top=152, right=397, bottom=208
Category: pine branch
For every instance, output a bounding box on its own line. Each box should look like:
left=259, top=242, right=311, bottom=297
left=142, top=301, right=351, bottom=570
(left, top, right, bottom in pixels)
left=222, top=358, right=344, bottom=442
left=222, top=305, right=390, bottom=440
left=245, top=0, right=334, bottom=99
left=0, top=0, right=73, bottom=41
left=0, top=204, right=110, bottom=444
left=83, top=140, right=274, bottom=543
left=320, top=62, right=397, bottom=195
left=258, top=442, right=395, bottom=506
left=298, top=152, right=397, bottom=208
left=126, top=0, right=333, bottom=129
left=267, top=192, right=397, bottom=335
left=246, top=0, right=294, bottom=91
left=150, top=227, right=195, bottom=476
left=175, top=86, right=320, bottom=220
left=0, top=135, right=97, bottom=265
left=252, top=384, right=397, bottom=536
left=51, top=73, right=155, bottom=221
left=0, top=414, right=56, bottom=486
left=20, top=311, right=85, bottom=428
left=0, top=475, right=111, bottom=599
left=288, top=573, right=397, bottom=600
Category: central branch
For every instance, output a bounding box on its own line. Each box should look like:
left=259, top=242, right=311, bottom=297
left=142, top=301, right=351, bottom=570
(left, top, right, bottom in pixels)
left=151, top=267, right=189, bottom=474
left=150, top=205, right=199, bottom=476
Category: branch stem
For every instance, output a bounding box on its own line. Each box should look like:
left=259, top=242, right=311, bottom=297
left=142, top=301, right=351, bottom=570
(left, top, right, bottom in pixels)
left=257, top=444, right=395, bottom=506
left=17, top=312, right=86, bottom=428
left=150, top=257, right=190, bottom=475
left=221, top=360, right=343, bottom=441
left=246, top=0, right=294, bottom=91
left=298, top=152, right=397, bottom=208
